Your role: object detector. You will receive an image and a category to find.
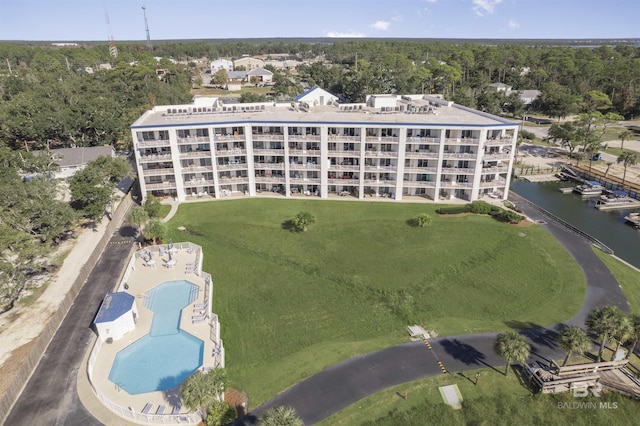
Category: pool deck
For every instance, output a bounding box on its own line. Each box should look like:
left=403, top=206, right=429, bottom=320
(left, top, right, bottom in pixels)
left=87, top=244, right=219, bottom=420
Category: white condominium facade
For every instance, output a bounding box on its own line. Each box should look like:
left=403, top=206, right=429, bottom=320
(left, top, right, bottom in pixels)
left=131, top=92, right=518, bottom=203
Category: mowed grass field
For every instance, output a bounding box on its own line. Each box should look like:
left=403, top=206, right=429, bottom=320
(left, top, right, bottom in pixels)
left=166, top=199, right=585, bottom=405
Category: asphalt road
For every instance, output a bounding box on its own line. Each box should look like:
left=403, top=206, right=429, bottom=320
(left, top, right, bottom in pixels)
left=4, top=227, right=136, bottom=426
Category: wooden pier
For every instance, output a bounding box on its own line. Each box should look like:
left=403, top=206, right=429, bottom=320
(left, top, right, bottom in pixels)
left=524, top=359, right=640, bottom=399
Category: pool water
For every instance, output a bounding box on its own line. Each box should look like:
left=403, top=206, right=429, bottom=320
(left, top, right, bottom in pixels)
left=108, top=280, right=204, bottom=395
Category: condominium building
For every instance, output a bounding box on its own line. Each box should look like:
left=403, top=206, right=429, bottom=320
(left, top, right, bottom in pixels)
left=131, top=91, right=518, bottom=203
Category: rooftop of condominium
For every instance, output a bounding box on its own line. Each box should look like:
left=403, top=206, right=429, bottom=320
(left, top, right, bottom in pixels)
left=131, top=92, right=518, bottom=129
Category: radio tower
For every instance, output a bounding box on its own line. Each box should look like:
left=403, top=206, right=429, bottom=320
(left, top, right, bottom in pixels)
left=104, top=1, right=118, bottom=59
left=142, top=6, right=152, bottom=52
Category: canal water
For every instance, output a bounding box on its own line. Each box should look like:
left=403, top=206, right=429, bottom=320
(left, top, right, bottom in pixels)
left=510, top=179, right=640, bottom=269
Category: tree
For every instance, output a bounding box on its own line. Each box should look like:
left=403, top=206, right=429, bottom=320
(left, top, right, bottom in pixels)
left=129, top=206, right=149, bottom=236
left=143, top=194, right=162, bottom=218
left=536, top=82, right=575, bottom=121
left=239, top=92, right=267, bottom=103
left=610, top=312, right=633, bottom=360
left=180, top=368, right=227, bottom=421
left=413, top=213, right=432, bottom=227
left=493, top=331, right=530, bottom=376
left=626, top=314, right=640, bottom=359
left=260, top=406, right=303, bottom=426
left=503, top=91, right=526, bottom=118
left=557, top=326, right=592, bottom=366
left=142, top=219, right=167, bottom=243
left=211, top=69, right=228, bottom=86
left=546, top=121, right=578, bottom=158
left=69, top=156, right=130, bottom=223
left=206, top=400, right=236, bottom=426
left=586, top=305, right=621, bottom=362
left=292, top=211, right=315, bottom=232
left=618, top=129, right=633, bottom=151
left=617, top=151, right=639, bottom=187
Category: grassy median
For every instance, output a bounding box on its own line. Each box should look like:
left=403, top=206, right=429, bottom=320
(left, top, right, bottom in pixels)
left=167, top=198, right=585, bottom=405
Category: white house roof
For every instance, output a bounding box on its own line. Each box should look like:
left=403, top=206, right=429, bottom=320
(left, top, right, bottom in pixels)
left=94, top=292, right=134, bottom=324
left=294, top=86, right=337, bottom=102
left=35, top=146, right=115, bottom=168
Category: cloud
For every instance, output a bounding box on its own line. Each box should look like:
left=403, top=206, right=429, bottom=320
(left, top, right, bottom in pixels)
left=370, top=20, right=391, bottom=31
left=508, top=19, right=520, bottom=29
left=472, top=0, right=503, bottom=16
left=326, top=31, right=367, bottom=38
left=424, top=0, right=437, bottom=3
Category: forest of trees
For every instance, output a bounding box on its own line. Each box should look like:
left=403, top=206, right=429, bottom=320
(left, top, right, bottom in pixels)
left=0, top=39, right=638, bottom=309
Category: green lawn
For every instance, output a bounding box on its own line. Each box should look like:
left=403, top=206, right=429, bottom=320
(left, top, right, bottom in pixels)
left=593, top=250, right=640, bottom=314
left=320, top=366, right=640, bottom=426
left=166, top=199, right=585, bottom=405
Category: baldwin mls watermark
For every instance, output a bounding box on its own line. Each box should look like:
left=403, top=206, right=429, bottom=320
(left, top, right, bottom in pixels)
left=557, top=383, right=618, bottom=409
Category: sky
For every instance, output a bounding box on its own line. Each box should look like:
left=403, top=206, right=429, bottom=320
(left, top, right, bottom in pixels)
left=0, top=0, right=638, bottom=41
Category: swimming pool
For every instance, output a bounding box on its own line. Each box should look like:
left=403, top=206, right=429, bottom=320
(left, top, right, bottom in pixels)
left=108, top=280, right=204, bottom=395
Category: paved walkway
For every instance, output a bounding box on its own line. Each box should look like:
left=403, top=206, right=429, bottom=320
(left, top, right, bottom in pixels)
left=244, top=197, right=630, bottom=424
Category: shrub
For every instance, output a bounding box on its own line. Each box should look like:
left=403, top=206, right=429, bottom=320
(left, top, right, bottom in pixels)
left=436, top=205, right=472, bottom=215
left=470, top=200, right=493, bottom=214
left=413, top=213, right=432, bottom=227
left=520, top=129, right=536, bottom=140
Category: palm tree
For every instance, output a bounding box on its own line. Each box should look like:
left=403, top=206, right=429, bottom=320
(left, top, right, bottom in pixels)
left=617, top=151, right=639, bottom=187
left=493, top=331, right=531, bottom=376
left=129, top=205, right=149, bottom=238
left=585, top=305, right=620, bottom=362
left=181, top=368, right=227, bottom=421
left=618, top=129, right=633, bottom=151
left=557, top=326, right=592, bottom=366
left=603, top=161, right=614, bottom=177
left=626, top=314, right=640, bottom=359
left=261, top=406, right=303, bottom=426
left=610, top=313, right=633, bottom=360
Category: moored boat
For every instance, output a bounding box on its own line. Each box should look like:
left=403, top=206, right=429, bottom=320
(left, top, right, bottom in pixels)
left=595, top=190, right=640, bottom=210
left=624, top=212, right=640, bottom=228
left=573, top=180, right=605, bottom=196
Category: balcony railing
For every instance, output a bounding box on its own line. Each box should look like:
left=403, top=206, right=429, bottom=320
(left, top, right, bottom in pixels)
left=480, top=178, right=507, bottom=187
left=216, top=148, right=247, bottom=155
left=329, top=164, right=360, bottom=171
left=365, top=136, right=399, bottom=143
left=407, top=136, right=440, bottom=143
left=404, top=150, right=439, bottom=159
left=483, top=153, right=511, bottom=160
left=217, top=163, right=248, bottom=170
left=252, top=148, right=285, bottom=155
left=255, top=176, right=286, bottom=183
left=328, top=178, right=359, bottom=185
left=402, top=181, right=437, bottom=188
left=364, top=150, right=398, bottom=158
left=482, top=166, right=510, bottom=173
left=145, top=181, right=177, bottom=190
left=288, top=149, right=321, bottom=156
left=142, top=168, right=174, bottom=177
left=290, top=177, right=321, bottom=183
left=184, top=178, right=215, bottom=186
left=253, top=163, right=284, bottom=170
left=214, top=134, right=245, bottom=141
left=442, top=152, right=477, bottom=159
left=177, top=136, right=210, bottom=144
left=251, top=134, right=284, bottom=141
left=218, top=176, right=249, bottom=183
left=139, top=153, right=172, bottom=163
left=440, top=166, right=474, bottom=174
left=403, top=166, right=438, bottom=173
left=182, top=165, right=213, bottom=172
left=363, top=165, right=397, bottom=171
left=485, top=137, right=513, bottom=146
left=439, top=181, right=474, bottom=188
left=327, top=149, right=359, bottom=156
left=445, top=138, right=480, bottom=145
left=289, top=163, right=320, bottom=170
left=179, top=151, right=212, bottom=159
left=328, top=135, right=361, bottom=141
left=288, top=134, right=321, bottom=142
left=363, top=179, right=396, bottom=186
left=253, top=162, right=285, bottom=170
left=137, top=139, right=170, bottom=147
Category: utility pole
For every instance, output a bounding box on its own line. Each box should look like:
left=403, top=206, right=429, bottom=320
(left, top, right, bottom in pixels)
left=142, top=6, right=152, bottom=52
left=5, top=58, right=12, bottom=75
left=104, top=0, right=118, bottom=60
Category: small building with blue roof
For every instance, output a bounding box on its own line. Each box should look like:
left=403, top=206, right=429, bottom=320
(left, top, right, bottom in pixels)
left=93, top=292, right=138, bottom=343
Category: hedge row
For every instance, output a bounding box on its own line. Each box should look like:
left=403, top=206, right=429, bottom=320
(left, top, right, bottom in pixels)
left=435, top=205, right=472, bottom=215
left=437, top=200, right=525, bottom=224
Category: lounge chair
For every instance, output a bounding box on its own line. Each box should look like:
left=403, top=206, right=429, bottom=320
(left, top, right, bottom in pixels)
left=172, top=404, right=182, bottom=415
left=194, top=301, right=208, bottom=309
left=192, top=317, right=206, bottom=324
left=142, top=403, right=154, bottom=414
left=192, top=315, right=206, bottom=321
left=156, top=405, right=165, bottom=415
